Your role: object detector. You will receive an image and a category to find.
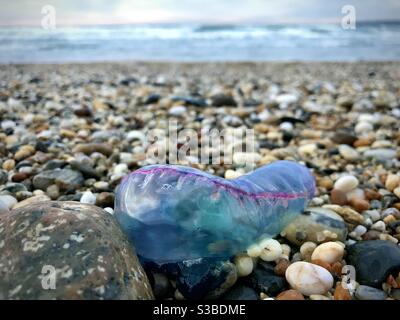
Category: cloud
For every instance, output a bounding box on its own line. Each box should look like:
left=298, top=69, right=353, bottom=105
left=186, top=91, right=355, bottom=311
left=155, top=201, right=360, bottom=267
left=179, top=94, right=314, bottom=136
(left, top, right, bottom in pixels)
left=0, top=0, right=399, bottom=26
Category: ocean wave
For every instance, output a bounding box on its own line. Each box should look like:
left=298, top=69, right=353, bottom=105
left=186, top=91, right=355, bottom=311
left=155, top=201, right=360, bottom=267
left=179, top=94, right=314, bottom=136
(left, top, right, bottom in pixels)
left=0, top=22, right=399, bottom=62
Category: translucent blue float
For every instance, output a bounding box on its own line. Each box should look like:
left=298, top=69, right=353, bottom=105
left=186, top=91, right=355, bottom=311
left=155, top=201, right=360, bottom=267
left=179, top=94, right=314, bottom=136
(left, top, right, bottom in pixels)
left=115, top=160, right=315, bottom=263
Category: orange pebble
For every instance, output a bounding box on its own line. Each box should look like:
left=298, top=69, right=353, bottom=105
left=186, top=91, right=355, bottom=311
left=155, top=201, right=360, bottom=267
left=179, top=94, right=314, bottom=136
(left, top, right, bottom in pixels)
left=311, top=259, right=332, bottom=272
left=276, top=289, right=305, bottom=300
left=334, top=283, right=352, bottom=300
left=349, top=198, right=370, bottom=212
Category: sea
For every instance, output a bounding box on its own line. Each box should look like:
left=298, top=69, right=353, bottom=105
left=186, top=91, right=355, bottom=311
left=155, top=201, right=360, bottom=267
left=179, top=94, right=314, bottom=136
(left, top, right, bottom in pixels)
left=0, top=22, right=399, bottom=63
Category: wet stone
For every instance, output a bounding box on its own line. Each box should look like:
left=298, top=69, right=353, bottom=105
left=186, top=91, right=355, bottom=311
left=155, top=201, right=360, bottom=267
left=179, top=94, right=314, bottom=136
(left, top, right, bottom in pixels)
left=0, top=201, right=154, bottom=299
left=32, top=169, right=84, bottom=191
left=43, top=160, right=67, bottom=171
left=282, top=207, right=347, bottom=245
left=211, top=94, right=237, bottom=107
left=245, top=262, right=287, bottom=296
left=331, top=131, right=357, bottom=145
left=70, top=160, right=101, bottom=179
left=355, top=285, right=387, bottom=300
left=151, top=273, right=172, bottom=299
left=74, top=143, right=113, bottom=157
left=222, top=285, right=258, bottom=300
left=1, top=183, right=28, bottom=195
left=96, top=192, right=115, bottom=208
left=346, top=240, right=400, bottom=287
left=175, top=258, right=237, bottom=300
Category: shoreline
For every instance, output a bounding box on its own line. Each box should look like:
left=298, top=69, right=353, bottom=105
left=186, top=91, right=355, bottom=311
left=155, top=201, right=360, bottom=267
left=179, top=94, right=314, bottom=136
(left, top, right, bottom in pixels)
left=1, top=60, right=399, bottom=66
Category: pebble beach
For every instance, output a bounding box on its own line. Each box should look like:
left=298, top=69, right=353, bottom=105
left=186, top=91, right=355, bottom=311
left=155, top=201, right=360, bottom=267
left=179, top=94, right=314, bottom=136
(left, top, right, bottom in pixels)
left=1, top=61, right=400, bottom=300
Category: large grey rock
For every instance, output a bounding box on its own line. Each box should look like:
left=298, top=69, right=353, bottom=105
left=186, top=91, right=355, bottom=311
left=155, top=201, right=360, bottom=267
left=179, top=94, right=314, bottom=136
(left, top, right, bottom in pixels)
left=0, top=201, right=154, bottom=300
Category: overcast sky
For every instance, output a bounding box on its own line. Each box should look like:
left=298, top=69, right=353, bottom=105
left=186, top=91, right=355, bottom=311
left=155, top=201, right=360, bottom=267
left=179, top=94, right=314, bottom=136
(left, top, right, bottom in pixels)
left=1, top=0, right=400, bottom=26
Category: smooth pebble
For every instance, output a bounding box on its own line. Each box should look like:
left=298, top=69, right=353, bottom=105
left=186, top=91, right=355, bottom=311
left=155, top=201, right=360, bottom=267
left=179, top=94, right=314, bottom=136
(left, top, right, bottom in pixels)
left=355, top=121, right=373, bottom=134
left=169, top=105, right=187, bottom=116
left=338, top=145, right=359, bottom=160
left=285, top=261, right=334, bottom=296
left=234, top=255, right=254, bottom=277
left=334, top=175, right=359, bottom=193
left=258, top=239, right=282, bottom=262
left=385, top=174, right=400, bottom=192
left=300, top=242, right=317, bottom=260
left=311, top=241, right=344, bottom=264
left=80, top=191, right=96, bottom=205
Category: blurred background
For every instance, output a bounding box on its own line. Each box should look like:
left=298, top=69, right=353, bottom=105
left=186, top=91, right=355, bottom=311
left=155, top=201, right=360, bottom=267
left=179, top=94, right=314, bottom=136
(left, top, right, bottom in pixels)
left=0, top=0, right=400, bottom=63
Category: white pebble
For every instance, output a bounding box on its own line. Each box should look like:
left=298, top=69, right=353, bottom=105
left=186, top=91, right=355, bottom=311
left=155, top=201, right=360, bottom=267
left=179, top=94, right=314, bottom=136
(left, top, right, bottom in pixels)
left=346, top=188, right=365, bottom=202
left=224, top=169, right=243, bottom=180
left=234, top=255, right=254, bottom=277
left=281, top=244, right=291, bottom=259
left=94, top=181, right=109, bottom=190
left=246, top=243, right=262, bottom=258
left=1, top=120, right=16, bottom=130
left=334, top=175, right=359, bottom=193
left=104, top=207, right=114, bottom=215
left=233, top=152, right=261, bottom=166
left=285, top=261, right=334, bottom=296
left=169, top=105, right=187, bottom=116
left=279, top=122, right=294, bottom=132
left=258, top=239, right=282, bottom=262
left=371, top=220, right=385, bottom=232
left=0, top=199, right=9, bottom=214
left=126, top=130, right=146, bottom=143
left=311, top=241, right=344, bottom=264
left=310, top=197, right=324, bottom=206
left=114, top=163, right=128, bottom=175
left=355, top=121, right=373, bottom=134
left=346, top=239, right=357, bottom=246
left=276, top=93, right=298, bottom=106
left=258, top=110, right=271, bottom=122
left=350, top=225, right=367, bottom=237
left=298, top=143, right=317, bottom=157
left=33, top=189, right=45, bottom=196
left=119, top=152, right=135, bottom=164
left=338, top=145, right=360, bottom=160
left=0, top=195, right=17, bottom=211
left=359, top=114, right=379, bottom=124
left=80, top=191, right=96, bottom=205
left=364, top=217, right=373, bottom=228
left=364, top=210, right=380, bottom=222
left=18, top=166, right=33, bottom=174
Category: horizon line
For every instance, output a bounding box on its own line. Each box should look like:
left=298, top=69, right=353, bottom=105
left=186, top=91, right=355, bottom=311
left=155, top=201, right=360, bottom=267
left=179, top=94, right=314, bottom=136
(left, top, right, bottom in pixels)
left=0, top=18, right=399, bottom=28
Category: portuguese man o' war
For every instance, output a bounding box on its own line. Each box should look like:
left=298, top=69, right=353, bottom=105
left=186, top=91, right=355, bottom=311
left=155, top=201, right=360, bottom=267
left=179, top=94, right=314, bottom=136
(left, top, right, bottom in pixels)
left=115, top=160, right=315, bottom=263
